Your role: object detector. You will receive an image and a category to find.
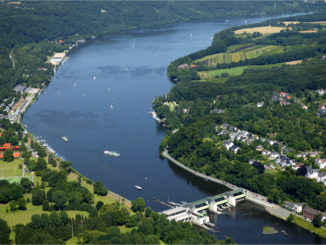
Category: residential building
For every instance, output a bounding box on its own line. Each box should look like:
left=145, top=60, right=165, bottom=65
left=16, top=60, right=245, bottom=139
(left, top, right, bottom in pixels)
left=284, top=201, right=303, bottom=213
left=262, top=149, right=271, bottom=157
left=223, top=140, right=233, bottom=150
left=306, top=166, right=319, bottom=179
left=256, top=145, right=264, bottom=151
left=303, top=206, right=326, bottom=221
left=231, top=145, right=240, bottom=154
left=316, top=158, right=326, bottom=169
left=269, top=151, right=280, bottom=160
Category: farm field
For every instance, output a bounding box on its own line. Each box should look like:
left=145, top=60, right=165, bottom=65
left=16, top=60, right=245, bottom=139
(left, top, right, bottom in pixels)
left=234, top=25, right=287, bottom=35
left=199, top=63, right=282, bottom=80
left=195, top=45, right=284, bottom=67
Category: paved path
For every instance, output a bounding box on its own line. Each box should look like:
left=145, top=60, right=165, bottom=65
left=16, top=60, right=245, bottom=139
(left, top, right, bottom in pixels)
left=9, top=50, right=15, bottom=69
left=163, top=149, right=290, bottom=220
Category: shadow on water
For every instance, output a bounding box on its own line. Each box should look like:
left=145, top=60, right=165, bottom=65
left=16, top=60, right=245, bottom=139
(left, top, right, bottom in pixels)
left=167, top=159, right=229, bottom=196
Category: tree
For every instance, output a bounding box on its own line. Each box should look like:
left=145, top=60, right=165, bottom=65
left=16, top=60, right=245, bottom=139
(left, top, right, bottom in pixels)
left=20, top=178, right=33, bottom=193
left=52, top=190, right=67, bottom=209
left=312, top=213, right=322, bottom=228
left=0, top=218, right=11, bottom=244
left=3, top=149, right=13, bottom=162
left=42, top=200, right=49, bottom=211
left=131, top=197, right=146, bottom=212
left=94, top=181, right=108, bottom=196
left=96, top=201, right=104, bottom=211
left=17, top=198, right=27, bottom=210
left=31, top=189, right=45, bottom=205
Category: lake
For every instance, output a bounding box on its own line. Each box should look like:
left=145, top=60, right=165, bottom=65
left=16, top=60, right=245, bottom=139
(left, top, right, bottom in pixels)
left=22, top=15, right=326, bottom=244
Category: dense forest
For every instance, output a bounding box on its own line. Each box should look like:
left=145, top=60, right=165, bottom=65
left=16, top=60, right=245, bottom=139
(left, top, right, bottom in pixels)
left=154, top=13, right=326, bottom=213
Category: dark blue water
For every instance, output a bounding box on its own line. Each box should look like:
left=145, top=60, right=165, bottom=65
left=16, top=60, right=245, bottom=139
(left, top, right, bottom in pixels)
left=22, top=16, right=325, bottom=244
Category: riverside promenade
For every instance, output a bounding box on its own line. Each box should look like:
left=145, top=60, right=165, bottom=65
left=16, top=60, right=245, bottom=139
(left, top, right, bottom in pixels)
left=163, top=149, right=290, bottom=220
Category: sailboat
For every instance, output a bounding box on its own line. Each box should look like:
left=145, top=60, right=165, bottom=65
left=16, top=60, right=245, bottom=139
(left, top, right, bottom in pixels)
left=73, top=82, right=76, bottom=87
left=93, top=75, right=96, bottom=80
left=110, top=104, right=114, bottom=110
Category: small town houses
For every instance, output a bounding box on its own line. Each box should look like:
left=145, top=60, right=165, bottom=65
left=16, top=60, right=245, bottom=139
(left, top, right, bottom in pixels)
left=216, top=122, right=326, bottom=186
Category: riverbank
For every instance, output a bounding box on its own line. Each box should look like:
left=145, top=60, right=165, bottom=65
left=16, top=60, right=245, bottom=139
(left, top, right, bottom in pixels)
left=163, top=149, right=326, bottom=238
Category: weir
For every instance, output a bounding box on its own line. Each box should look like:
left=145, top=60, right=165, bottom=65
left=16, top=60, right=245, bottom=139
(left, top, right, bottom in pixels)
left=160, top=190, right=246, bottom=230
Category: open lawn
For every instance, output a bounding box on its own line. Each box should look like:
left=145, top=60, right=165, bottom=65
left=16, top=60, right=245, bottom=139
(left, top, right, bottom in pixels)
left=234, top=25, right=287, bottom=35
left=199, top=63, right=282, bottom=80
left=0, top=202, right=89, bottom=227
left=195, top=45, right=283, bottom=68
left=68, top=171, right=131, bottom=208
left=291, top=215, right=326, bottom=238
left=0, top=159, right=22, bottom=177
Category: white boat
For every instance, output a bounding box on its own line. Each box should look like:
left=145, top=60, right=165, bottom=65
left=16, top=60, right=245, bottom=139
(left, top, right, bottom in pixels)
left=93, top=75, right=96, bottom=80
left=104, top=150, right=120, bottom=157
left=110, top=104, right=113, bottom=110
left=61, top=136, right=68, bottom=142
left=134, top=185, right=142, bottom=191
left=73, top=82, right=76, bottom=87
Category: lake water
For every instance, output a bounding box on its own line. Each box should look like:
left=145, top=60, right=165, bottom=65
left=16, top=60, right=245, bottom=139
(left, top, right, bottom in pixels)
left=22, top=15, right=326, bottom=244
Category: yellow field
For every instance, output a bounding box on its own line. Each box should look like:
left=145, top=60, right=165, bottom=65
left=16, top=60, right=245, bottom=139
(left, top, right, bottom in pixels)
left=281, top=21, right=300, bottom=26
left=234, top=26, right=287, bottom=35
left=285, top=60, right=302, bottom=65
left=299, top=30, right=318, bottom=33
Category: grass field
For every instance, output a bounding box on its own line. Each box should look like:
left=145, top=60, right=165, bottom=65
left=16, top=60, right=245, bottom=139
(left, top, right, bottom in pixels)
left=195, top=45, right=283, bottom=68
left=199, top=63, right=282, bottom=80
left=291, top=215, right=326, bottom=238
left=234, top=25, right=287, bottom=35
left=0, top=201, right=89, bottom=227
left=0, top=159, right=23, bottom=177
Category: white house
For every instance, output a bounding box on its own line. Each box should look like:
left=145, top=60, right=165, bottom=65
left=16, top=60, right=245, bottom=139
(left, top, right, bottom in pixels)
left=223, top=140, right=234, bottom=150
left=262, top=149, right=271, bottom=157
left=316, top=158, right=326, bottom=169
left=284, top=201, right=303, bottom=213
left=270, top=152, right=280, bottom=160
left=256, top=102, right=264, bottom=107
left=306, top=167, right=319, bottom=179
